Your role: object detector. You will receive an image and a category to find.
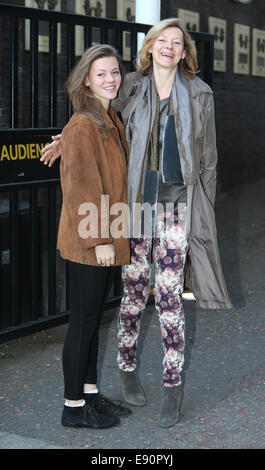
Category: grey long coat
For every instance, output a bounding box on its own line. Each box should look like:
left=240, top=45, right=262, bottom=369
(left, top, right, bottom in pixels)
left=113, top=71, right=232, bottom=310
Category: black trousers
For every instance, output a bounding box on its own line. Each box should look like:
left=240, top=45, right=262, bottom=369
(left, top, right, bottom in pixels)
left=62, top=260, right=117, bottom=400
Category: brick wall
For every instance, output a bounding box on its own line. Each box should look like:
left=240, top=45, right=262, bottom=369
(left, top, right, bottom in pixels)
left=162, top=0, right=265, bottom=192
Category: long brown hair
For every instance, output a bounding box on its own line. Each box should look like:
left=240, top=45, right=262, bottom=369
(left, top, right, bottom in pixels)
left=66, top=44, right=124, bottom=129
left=138, top=18, right=198, bottom=79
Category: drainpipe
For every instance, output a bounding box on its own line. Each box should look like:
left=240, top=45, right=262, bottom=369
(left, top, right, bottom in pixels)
left=136, top=0, right=161, bottom=52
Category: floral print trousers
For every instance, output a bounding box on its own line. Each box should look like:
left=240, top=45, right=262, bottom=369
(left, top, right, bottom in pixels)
left=117, top=205, right=189, bottom=387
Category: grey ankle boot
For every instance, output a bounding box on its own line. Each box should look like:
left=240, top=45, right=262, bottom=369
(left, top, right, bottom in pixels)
left=119, top=370, right=146, bottom=406
left=158, top=385, right=182, bottom=427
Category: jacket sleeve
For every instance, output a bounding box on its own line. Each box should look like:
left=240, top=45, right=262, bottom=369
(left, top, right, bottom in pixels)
left=60, top=126, right=113, bottom=250
left=200, top=93, right=218, bottom=207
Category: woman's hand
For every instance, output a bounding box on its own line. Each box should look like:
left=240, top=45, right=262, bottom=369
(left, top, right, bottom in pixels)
left=95, top=244, right=116, bottom=267
left=40, top=134, right=62, bottom=167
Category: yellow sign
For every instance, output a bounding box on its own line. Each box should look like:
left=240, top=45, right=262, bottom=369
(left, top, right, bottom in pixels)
left=0, top=143, right=45, bottom=162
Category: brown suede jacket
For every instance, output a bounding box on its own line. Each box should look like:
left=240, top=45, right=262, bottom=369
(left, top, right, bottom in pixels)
left=57, top=106, right=130, bottom=266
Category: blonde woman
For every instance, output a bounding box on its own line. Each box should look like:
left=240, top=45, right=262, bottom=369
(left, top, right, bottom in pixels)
left=56, top=44, right=131, bottom=429
left=41, top=19, right=232, bottom=428
left=114, top=18, right=232, bottom=428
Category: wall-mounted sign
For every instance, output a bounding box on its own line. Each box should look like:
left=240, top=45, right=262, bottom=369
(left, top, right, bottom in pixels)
left=234, top=23, right=250, bottom=75
left=117, top=0, right=135, bottom=62
left=178, top=9, right=199, bottom=32
left=252, top=28, right=265, bottom=77
left=0, top=131, right=60, bottom=185
left=25, top=0, right=61, bottom=53
left=75, top=0, right=106, bottom=56
left=208, top=17, right=227, bottom=72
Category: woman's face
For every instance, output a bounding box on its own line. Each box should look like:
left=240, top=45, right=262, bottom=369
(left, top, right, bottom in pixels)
left=85, top=56, right=121, bottom=109
left=148, top=26, right=186, bottom=71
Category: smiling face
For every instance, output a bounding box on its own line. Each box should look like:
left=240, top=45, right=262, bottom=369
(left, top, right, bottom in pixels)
left=148, top=26, right=186, bottom=71
left=85, top=56, right=121, bottom=109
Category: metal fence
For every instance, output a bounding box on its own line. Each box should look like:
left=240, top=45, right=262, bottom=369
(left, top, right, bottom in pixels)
left=0, top=3, right=213, bottom=343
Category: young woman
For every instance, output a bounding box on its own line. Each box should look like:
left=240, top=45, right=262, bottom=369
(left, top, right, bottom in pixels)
left=57, top=44, right=131, bottom=429
left=41, top=19, right=232, bottom=428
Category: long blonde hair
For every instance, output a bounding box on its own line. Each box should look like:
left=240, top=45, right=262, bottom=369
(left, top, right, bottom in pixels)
left=66, top=44, right=124, bottom=129
left=138, top=18, right=198, bottom=78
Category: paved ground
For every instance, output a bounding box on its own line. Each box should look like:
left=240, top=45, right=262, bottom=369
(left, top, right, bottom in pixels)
left=0, top=179, right=265, bottom=450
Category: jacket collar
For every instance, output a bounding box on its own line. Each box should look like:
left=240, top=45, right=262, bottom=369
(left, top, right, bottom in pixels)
left=105, top=104, right=129, bottom=162
left=99, top=103, right=115, bottom=128
left=100, top=103, right=125, bottom=133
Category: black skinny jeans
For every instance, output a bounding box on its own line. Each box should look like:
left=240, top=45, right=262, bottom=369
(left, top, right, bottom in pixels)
left=62, top=260, right=118, bottom=400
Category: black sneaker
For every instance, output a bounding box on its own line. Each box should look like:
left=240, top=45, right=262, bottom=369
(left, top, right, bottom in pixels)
left=61, top=403, right=120, bottom=429
left=85, top=392, right=132, bottom=418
